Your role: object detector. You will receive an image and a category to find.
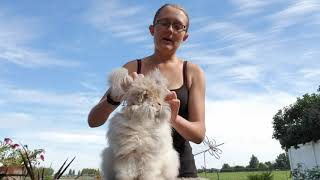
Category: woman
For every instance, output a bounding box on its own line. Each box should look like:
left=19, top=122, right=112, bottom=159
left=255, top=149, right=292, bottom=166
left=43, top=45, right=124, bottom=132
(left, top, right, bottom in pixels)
left=88, top=3, right=206, bottom=178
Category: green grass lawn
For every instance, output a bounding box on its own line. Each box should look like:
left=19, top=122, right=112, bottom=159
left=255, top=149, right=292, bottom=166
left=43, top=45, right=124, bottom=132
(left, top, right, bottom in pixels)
left=198, top=170, right=291, bottom=180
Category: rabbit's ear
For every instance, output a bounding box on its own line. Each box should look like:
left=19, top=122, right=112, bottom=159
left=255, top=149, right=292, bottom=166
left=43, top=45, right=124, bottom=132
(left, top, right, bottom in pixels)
left=120, top=75, right=133, bottom=93
left=108, top=68, right=132, bottom=97
left=147, top=68, right=168, bottom=87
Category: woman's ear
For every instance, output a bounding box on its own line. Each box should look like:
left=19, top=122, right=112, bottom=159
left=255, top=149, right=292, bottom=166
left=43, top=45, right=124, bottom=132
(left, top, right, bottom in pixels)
left=149, top=25, right=155, bottom=36
left=183, top=33, right=189, bottom=41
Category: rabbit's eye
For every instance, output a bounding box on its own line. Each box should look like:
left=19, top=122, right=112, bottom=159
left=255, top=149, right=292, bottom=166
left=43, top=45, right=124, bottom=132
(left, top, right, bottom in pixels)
left=143, top=91, right=149, bottom=99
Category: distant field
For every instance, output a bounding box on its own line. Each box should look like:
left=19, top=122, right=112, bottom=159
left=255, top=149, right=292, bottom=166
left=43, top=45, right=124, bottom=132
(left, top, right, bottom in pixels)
left=59, top=171, right=292, bottom=180
left=198, top=170, right=291, bottom=180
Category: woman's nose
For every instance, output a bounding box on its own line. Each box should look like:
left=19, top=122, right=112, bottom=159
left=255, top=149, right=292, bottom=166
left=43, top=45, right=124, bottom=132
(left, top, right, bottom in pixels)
left=168, top=24, right=174, bottom=31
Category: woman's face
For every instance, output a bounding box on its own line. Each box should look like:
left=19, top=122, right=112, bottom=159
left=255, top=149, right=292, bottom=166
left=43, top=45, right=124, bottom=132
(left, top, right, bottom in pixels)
left=150, top=6, right=189, bottom=53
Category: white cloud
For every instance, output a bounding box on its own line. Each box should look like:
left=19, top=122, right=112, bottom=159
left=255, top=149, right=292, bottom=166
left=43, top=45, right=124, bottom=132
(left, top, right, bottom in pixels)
left=79, top=72, right=104, bottom=92
left=6, top=89, right=94, bottom=109
left=13, top=129, right=107, bottom=172
left=0, top=46, right=80, bottom=68
left=180, top=43, right=202, bottom=50
left=0, top=112, right=33, bottom=128
left=274, top=0, right=319, bottom=18
left=196, top=22, right=257, bottom=43
left=85, top=0, right=149, bottom=43
left=0, top=9, right=80, bottom=68
left=269, top=0, right=320, bottom=31
left=184, top=20, right=265, bottom=68
left=192, top=92, right=296, bottom=168
left=180, top=46, right=258, bottom=68
left=186, top=1, right=319, bottom=72
left=229, top=0, right=274, bottom=16
left=0, top=80, right=97, bottom=109
left=313, top=14, right=320, bottom=24
left=87, top=0, right=143, bottom=26
left=37, top=130, right=106, bottom=145
left=0, top=12, right=38, bottom=46
left=300, top=68, right=320, bottom=78
left=190, top=16, right=211, bottom=24
left=225, top=65, right=261, bottom=82
left=302, top=50, right=320, bottom=59
left=80, top=81, right=100, bottom=92
left=0, top=99, right=5, bottom=105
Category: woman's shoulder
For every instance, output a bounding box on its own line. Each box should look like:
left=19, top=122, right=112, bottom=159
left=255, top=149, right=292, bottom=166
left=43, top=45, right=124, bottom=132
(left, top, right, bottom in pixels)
left=185, top=61, right=204, bottom=77
left=184, top=61, right=205, bottom=87
left=122, top=59, right=141, bottom=73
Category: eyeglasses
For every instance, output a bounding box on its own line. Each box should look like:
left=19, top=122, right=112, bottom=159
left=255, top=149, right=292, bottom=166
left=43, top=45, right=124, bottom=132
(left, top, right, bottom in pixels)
left=154, top=19, right=187, bottom=32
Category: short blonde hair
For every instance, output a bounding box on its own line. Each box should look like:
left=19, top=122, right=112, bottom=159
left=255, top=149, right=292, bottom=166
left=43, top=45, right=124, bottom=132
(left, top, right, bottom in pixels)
left=153, top=4, right=189, bottom=32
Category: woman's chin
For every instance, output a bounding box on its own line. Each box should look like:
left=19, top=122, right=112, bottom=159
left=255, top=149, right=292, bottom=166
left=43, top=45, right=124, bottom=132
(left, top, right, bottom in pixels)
left=157, top=44, right=177, bottom=52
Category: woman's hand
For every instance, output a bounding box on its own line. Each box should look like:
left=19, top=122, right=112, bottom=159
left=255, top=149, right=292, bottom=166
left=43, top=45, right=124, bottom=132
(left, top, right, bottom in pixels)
left=130, top=72, right=144, bottom=81
left=165, top=91, right=180, bottom=125
left=110, top=71, right=143, bottom=101
left=130, top=72, right=142, bottom=80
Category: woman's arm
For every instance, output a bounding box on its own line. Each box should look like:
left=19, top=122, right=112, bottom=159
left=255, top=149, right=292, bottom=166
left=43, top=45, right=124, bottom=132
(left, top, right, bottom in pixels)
left=169, top=63, right=206, bottom=144
left=87, top=89, right=119, bottom=127
left=87, top=61, right=138, bottom=128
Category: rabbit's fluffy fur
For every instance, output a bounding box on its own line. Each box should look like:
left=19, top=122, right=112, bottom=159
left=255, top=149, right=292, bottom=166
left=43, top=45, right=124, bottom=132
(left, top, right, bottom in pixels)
left=101, top=68, right=179, bottom=180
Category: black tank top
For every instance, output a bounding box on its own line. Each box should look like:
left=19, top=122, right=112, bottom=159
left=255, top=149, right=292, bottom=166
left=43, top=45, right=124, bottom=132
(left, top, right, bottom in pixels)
left=137, top=59, right=197, bottom=177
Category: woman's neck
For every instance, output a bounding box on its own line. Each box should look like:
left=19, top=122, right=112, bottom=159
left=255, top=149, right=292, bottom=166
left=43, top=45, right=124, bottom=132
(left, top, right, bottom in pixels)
left=150, top=51, right=179, bottom=64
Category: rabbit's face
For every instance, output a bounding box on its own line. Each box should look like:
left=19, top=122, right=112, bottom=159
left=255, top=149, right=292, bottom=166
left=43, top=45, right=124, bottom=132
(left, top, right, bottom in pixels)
left=123, top=75, right=171, bottom=123
left=109, top=68, right=171, bottom=123
left=126, top=77, right=164, bottom=105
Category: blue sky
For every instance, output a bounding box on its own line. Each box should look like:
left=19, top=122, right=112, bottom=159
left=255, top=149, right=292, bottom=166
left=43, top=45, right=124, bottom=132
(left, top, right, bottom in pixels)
left=1, top=0, right=319, bottom=172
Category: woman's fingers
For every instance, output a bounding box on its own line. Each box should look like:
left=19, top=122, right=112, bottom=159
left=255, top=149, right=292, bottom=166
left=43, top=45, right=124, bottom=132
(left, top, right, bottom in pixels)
left=137, top=74, right=144, bottom=78
left=167, top=98, right=180, bottom=123
left=165, top=91, right=177, bottom=101
left=129, top=72, right=144, bottom=80
left=130, top=72, right=138, bottom=80
left=169, top=99, right=180, bottom=110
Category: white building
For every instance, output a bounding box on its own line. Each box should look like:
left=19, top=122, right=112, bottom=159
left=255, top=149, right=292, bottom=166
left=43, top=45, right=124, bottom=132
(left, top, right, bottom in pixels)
left=288, top=140, right=320, bottom=171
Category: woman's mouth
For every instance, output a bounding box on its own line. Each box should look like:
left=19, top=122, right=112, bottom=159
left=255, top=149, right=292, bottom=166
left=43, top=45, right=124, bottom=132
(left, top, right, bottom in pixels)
left=162, top=37, right=173, bottom=43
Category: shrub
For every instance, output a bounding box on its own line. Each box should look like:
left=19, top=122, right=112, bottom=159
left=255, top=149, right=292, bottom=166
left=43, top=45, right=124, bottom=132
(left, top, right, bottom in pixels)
left=292, top=164, right=320, bottom=180
left=247, top=171, right=273, bottom=180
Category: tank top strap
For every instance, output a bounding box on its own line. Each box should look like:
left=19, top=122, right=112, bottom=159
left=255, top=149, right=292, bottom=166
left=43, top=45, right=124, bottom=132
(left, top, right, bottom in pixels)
left=183, top=61, right=188, bottom=88
left=137, top=59, right=142, bottom=74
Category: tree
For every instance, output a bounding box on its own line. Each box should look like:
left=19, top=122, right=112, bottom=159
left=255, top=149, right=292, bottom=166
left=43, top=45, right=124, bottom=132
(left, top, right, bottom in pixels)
left=265, top=161, right=273, bottom=169
left=249, top=155, right=259, bottom=169
left=274, top=153, right=290, bottom=169
left=220, top=163, right=232, bottom=172
left=258, top=162, right=268, bottom=169
left=221, top=163, right=231, bottom=169
left=272, top=86, right=320, bottom=149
